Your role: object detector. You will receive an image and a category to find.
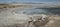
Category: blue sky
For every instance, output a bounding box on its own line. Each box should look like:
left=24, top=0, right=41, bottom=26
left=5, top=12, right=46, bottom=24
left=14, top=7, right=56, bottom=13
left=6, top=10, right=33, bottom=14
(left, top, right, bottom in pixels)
left=0, top=0, right=60, bottom=3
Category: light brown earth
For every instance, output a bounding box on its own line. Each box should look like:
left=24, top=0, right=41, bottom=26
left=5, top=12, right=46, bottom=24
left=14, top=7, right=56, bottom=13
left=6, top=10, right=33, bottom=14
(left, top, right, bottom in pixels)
left=0, top=4, right=32, bottom=9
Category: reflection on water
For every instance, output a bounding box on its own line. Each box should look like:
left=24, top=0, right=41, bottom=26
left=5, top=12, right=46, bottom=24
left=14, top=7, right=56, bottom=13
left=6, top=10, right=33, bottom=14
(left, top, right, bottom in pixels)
left=15, top=8, right=60, bottom=15
left=45, top=9, right=60, bottom=15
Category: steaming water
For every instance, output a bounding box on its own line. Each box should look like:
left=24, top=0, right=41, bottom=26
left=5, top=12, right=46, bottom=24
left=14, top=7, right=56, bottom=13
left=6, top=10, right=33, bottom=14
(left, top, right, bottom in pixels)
left=14, top=8, right=60, bottom=15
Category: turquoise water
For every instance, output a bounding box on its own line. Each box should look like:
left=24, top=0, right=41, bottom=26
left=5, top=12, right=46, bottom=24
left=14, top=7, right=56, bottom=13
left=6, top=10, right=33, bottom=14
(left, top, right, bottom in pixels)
left=0, top=0, right=60, bottom=3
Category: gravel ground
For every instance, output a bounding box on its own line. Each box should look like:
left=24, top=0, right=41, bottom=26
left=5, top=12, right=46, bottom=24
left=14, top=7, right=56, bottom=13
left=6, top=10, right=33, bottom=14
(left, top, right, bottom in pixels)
left=0, top=8, right=30, bottom=27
